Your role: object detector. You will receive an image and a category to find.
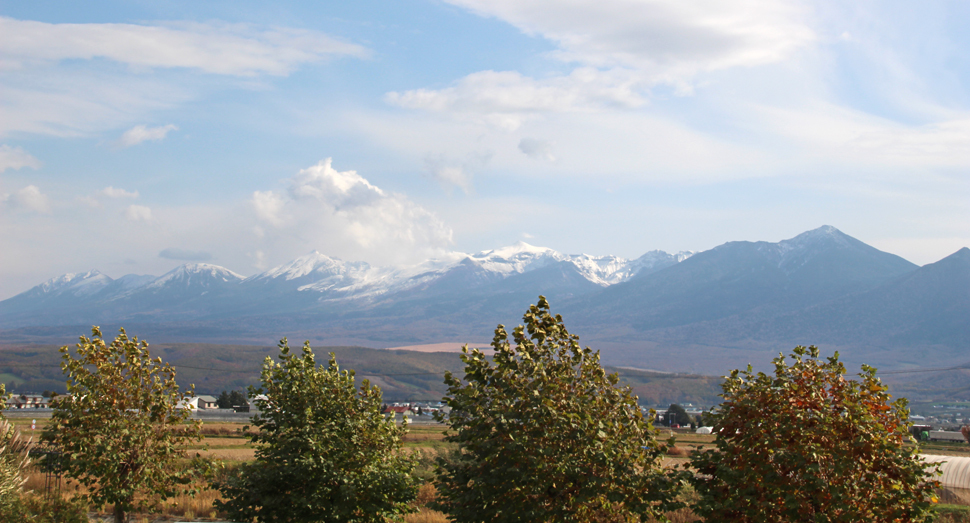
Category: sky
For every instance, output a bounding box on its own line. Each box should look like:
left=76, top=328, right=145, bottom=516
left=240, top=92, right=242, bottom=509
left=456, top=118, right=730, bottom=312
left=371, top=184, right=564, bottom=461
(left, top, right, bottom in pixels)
left=1, top=0, right=969, bottom=299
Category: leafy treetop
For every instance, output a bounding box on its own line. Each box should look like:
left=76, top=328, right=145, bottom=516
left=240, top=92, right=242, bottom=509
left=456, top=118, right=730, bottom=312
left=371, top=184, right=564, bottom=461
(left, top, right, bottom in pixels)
left=215, top=338, right=417, bottom=523
left=435, top=296, right=684, bottom=522
left=690, top=346, right=938, bottom=523
left=42, top=327, right=202, bottom=523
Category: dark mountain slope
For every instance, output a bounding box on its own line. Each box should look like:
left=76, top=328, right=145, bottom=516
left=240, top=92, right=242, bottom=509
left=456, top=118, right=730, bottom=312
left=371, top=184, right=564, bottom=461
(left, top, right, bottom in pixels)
left=566, top=226, right=917, bottom=331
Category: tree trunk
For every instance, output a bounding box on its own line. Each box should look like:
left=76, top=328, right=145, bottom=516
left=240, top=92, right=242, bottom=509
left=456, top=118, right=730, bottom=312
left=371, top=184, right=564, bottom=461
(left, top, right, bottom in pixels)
left=114, top=502, right=127, bottom=523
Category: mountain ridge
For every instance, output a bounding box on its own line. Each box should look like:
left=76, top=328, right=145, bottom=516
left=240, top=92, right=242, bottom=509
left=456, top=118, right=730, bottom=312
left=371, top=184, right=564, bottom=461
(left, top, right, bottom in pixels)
left=2, top=226, right=966, bottom=375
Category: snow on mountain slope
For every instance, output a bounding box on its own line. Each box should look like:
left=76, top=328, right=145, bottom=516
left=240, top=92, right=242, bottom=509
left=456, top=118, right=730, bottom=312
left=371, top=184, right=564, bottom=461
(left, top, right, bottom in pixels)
left=1, top=243, right=690, bottom=316
left=33, top=270, right=113, bottom=297
left=464, top=241, right=691, bottom=287
left=145, top=263, right=244, bottom=290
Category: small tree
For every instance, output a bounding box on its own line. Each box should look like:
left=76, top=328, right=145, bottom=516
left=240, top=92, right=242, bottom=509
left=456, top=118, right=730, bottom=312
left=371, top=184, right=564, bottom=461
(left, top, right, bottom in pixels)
left=435, top=296, right=683, bottom=522
left=215, top=338, right=418, bottom=523
left=690, top=346, right=938, bottom=523
left=42, top=327, right=202, bottom=523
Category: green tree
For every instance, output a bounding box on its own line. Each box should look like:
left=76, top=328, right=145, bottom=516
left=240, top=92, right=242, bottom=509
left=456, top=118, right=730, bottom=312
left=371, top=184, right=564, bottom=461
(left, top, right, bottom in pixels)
left=690, top=346, right=938, bottom=523
left=665, top=404, right=691, bottom=427
left=435, top=296, right=683, bottom=522
left=214, top=338, right=418, bottom=523
left=215, top=390, right=248, bottom=409
left=41, top=327, right=203, bottom=523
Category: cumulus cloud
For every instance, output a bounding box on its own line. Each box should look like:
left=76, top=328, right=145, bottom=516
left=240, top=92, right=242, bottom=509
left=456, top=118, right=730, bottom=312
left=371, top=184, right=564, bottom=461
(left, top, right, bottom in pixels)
left=101, top=186, right=139, bottom=198
left=0, top=17, right=369, bottom=76
left=518, top=138, right=555, bottom=161
left=252, top=190, right=286, bottom=227
left=0, top=144, right=41, bottom=173
left=159, top=248, right=212, bottom=261
left=125, top=204, right=152, bottom=222
left=251, top=158, right=453, bottom=263
left=118, top=124, right=177, bottom=147
left=6, top=185, right=50, bottom=212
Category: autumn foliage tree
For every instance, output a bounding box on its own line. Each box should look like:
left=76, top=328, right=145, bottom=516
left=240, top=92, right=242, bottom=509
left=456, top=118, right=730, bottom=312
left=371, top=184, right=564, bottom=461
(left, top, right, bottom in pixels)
left=215, top=339, right=417, bottom=523
left=690, top=346, right=938, bottom=523
left=42, top=327, right=202, bottom=523
left=435, top=296, right=683, bottom=522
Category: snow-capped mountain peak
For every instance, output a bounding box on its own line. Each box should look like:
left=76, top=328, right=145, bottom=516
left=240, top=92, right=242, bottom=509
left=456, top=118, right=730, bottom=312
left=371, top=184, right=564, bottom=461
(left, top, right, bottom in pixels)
left=254, top=251, right=352, bottom=282
left=778, top=225, right=851, bottom=253
left=470, top=242, right=565, bottom=275
left=147, top=263, right=244, bottom=289
left=36, top=270, right=112, bottom=297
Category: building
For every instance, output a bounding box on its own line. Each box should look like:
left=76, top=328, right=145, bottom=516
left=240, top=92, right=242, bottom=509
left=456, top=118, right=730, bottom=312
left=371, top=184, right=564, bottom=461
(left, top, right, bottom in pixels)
left=5, top=394, right=51, bottom=409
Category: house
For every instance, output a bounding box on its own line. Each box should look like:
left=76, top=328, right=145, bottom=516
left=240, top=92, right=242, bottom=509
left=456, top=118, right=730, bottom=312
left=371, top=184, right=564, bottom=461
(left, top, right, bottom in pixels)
left=177, top=395, right=220, bottom=410
left=5, top=394, right=50, bottom=409
left=196, top=395, right=218, bottom=409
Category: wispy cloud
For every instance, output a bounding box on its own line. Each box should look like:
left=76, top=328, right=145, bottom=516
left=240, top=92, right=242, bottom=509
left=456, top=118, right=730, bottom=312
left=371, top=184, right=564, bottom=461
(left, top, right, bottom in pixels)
left=159, top=248, right=212, bottom=261
left=388, top=0, right=814, bottom=122
left=118, top=124, right=177, bottom=147
left=444, top=0, right=813, bottom=74
left=101, top=186, right=140, bottom=198
left=125, top=204, right=152, bottom=222
left=0, top=17, right=370, bottom=139
left=0, top=17, right=369, bottom=76
left=0, top=144, right=41, bottom=172
left=518, top=138, right=555, bottom=161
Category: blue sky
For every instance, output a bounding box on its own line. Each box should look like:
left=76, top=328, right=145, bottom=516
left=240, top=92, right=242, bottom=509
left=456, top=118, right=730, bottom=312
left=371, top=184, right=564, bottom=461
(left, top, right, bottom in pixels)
left=1, top=0, right=968, bottom=299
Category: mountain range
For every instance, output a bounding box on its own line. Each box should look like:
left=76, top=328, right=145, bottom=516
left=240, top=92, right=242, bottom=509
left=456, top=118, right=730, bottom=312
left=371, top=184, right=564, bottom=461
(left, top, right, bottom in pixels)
left=1, top=226, right=967, bottom=375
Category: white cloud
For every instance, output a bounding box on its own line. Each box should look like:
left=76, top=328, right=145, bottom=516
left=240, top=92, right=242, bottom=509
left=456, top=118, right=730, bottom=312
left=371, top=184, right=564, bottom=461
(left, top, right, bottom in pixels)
left=76, top=195, right=102, bottom=208
left=0, top=72, right=191, bottom=138
left=388, top=0, right=814, bottom=122
left=444, top=0, right=814, bottom=74
left=101, top=186, right=140, bottom=198
left=746, top=101, right=970, bottom=169
left=118, top=124, right=177, bottom=147
left=425, top=163, right=473, bottom=194
left=0, top=17, right=368, bottom=76
left=252, top=190, right=285, bottom=227
left=0, top=144, right=41, bottom=172
left=125, top=204, right=152, bottom=222
left=8, top=185, right=50, bottom=212
left=386, top=68, right=647, bottom=128
left=518, top=138, right=555, bottom=161
left=346, top=106, right=766, bottom=183
left=0, top=18, right=370, bottom=139
left=251, top=158, right=453, bottom=264
left=423, top=154, right=488, bottom=194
